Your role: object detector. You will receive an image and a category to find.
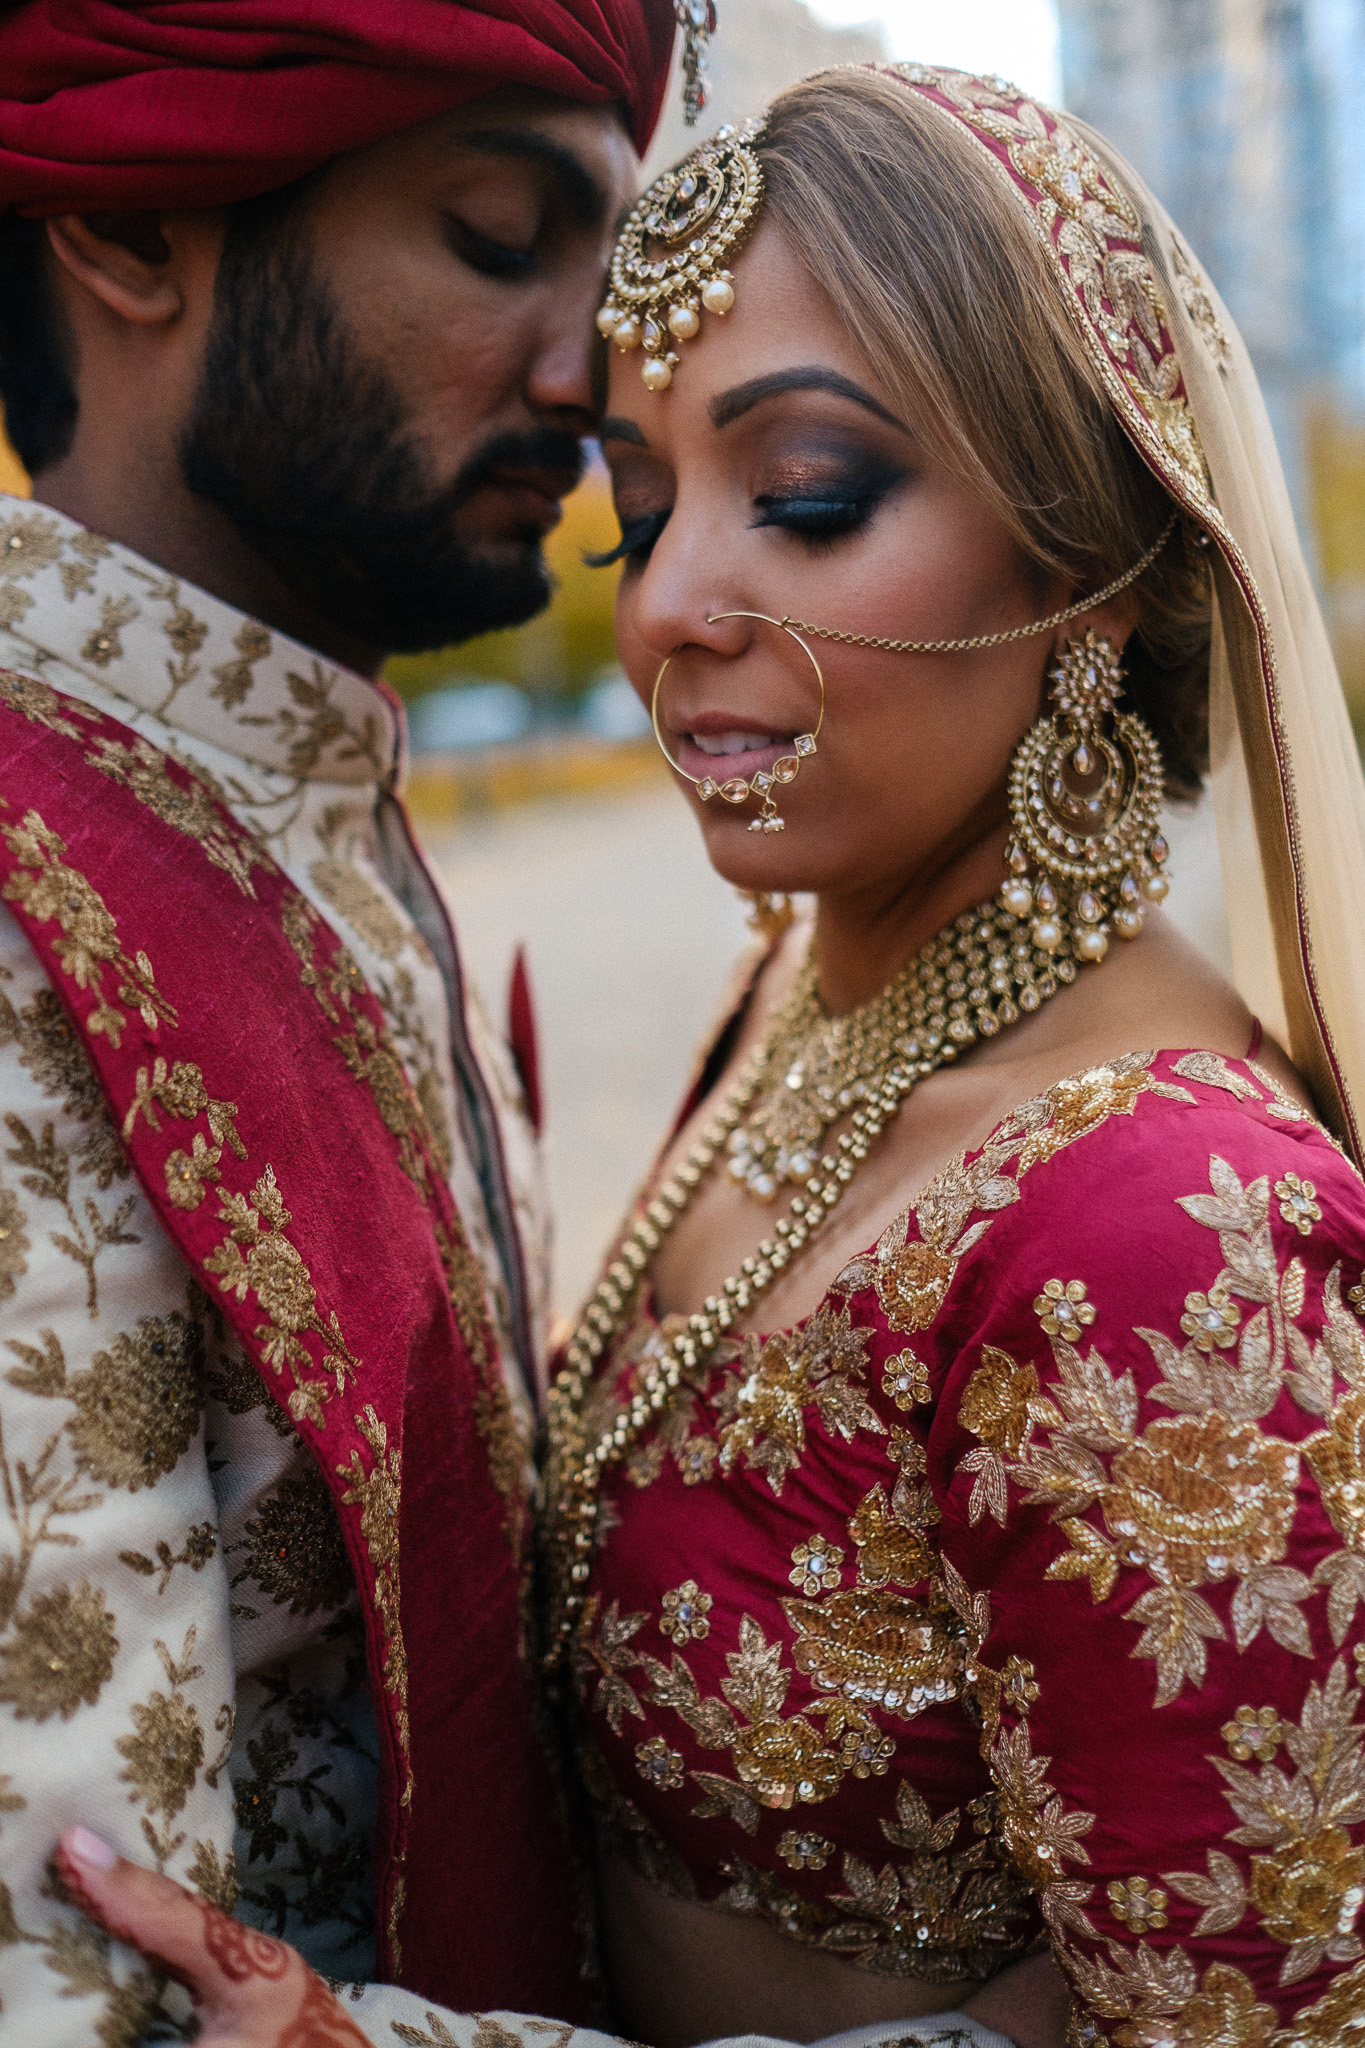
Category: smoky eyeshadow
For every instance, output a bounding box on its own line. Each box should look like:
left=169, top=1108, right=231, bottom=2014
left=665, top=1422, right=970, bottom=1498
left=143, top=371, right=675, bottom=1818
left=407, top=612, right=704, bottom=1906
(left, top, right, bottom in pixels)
left=756, top=443, right=907, bottom=505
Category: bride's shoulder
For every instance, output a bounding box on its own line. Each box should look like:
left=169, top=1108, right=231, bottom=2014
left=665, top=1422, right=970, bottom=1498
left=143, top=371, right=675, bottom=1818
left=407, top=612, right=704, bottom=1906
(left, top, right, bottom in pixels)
left=825, top=1046, right=1365, bottom=1364
left=948, top=1042, right=1354, bottom=1241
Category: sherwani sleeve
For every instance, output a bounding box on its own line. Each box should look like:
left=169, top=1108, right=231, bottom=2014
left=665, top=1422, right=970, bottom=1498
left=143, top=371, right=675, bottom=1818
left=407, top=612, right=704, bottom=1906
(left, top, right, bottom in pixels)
left=0, top=903, right=241, bottom=2043
left=930, top=1076, right=1365, bottom=2041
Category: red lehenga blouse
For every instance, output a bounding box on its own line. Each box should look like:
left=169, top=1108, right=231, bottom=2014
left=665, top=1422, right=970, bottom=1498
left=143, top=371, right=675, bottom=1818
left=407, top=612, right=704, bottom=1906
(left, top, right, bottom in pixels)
left=566, top=1046, right=1365, bottom=2043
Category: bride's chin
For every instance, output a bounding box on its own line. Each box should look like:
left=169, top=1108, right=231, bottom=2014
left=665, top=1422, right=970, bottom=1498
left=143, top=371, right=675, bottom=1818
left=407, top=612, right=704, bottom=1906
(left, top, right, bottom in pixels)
left=693, top=813, right=822, bottom=894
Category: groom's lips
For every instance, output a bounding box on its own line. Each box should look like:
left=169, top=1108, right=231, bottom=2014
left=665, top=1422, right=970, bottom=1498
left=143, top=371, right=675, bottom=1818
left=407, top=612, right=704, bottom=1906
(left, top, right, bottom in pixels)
left=478, top=463, right=580, bottom=529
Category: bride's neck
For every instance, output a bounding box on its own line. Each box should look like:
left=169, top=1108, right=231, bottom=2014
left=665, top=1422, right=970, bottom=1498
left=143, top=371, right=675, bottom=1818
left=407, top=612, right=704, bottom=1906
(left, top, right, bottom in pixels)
left=812, top=819, right=1011, bottom=1014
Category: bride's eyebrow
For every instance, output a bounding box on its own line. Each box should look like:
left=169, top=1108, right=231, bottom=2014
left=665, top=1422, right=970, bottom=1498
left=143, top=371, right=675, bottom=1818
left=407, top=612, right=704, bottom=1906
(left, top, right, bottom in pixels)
left=599, top=417, right=649, bottom=446
left=709, top=367, right=905, bottom=431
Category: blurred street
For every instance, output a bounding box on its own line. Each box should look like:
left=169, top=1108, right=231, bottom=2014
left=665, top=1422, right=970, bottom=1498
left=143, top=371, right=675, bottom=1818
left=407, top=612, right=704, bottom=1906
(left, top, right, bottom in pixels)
left=424, top=775, right=752, bottom=1322
left=423, top=775, right=1229, bottom=1322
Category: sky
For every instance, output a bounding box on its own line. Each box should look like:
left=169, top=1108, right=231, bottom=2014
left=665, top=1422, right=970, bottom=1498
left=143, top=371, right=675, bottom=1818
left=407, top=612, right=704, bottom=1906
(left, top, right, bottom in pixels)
left=806, top=0, right=1062, bottom=103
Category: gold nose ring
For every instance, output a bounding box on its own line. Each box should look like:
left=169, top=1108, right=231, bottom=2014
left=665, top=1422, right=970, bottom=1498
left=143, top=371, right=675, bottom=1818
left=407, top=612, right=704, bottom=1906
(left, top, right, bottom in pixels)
left=650, top=611, right=825, bottom=833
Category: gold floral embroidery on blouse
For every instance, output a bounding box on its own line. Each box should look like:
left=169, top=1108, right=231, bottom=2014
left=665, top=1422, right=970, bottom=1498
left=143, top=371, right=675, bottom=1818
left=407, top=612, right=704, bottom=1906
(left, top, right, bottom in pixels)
left=960, top=1152, right=1362, bottom=1705
left=1063, top=1950, right=1276, bottom=2046
left=577, top=1406, right=975, bottom=1900
left=990, top=1717, right=1096, bottom=1937
left=1054, top=1675, right=1365, bottom=2042
left=1035, top=1279, right=1096, bottom=1341
left=578, top=1570, right=961, bottom=1839
left=711, top=1305, right=878, bottom=1496
left=661, top=1578, right=712, bottom=1643
left=715, top=1776, right=1034, bottom=1984
left=1164, top=1659, right=1365, bottom=1987
left=1008, top=1058, right=1194, bottom=1176
left=836, top=1055, right=1193, bottom=1353
left=833, top=1150, right=1022, bottom=1335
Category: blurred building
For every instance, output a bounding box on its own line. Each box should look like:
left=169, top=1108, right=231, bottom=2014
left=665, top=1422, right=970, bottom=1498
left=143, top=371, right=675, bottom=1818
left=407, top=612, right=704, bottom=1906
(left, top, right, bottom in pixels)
left=1058, top=0, right=1365, bottom=706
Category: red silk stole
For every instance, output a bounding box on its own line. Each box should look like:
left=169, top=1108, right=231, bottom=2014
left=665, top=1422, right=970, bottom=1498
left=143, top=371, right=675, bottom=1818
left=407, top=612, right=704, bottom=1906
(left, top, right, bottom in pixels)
left=0, top=671, right=583, bottom=2016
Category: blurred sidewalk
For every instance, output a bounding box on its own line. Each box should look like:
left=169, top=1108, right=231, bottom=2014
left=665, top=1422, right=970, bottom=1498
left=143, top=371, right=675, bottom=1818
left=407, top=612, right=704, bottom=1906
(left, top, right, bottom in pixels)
left=423, top=778, right=751, bottom=1321
left=422, top=775, right=1229, bottom=1322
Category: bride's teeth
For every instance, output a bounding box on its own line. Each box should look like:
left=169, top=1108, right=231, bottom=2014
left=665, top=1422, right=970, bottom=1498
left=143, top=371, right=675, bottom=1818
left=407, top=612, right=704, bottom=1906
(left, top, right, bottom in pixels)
left=693, top=732, right=780, bottom=757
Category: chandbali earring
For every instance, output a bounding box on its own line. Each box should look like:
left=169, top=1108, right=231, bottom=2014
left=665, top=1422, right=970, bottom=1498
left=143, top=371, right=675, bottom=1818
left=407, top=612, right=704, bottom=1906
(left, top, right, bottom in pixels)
left=742, top=891, right=796, bottom=942
left=1000, top=628, right=1170, bottom=964
left=651, top=613, right=824, bottom=834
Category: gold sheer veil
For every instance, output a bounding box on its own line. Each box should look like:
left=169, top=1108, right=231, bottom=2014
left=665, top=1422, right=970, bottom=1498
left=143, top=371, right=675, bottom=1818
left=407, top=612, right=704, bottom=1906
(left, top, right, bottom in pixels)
left=869, top=65, right=1365, bottom=1166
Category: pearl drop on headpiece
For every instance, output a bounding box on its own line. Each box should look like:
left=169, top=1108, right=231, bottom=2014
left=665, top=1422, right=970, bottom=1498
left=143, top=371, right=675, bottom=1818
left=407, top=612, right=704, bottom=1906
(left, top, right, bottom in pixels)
left=597, top=119, right=766, bottom=389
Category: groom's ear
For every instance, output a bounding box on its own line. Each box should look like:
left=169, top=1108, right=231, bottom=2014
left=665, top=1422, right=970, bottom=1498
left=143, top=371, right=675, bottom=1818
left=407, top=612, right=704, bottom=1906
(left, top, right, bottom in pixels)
left=45, top=207, right=227, bottom=340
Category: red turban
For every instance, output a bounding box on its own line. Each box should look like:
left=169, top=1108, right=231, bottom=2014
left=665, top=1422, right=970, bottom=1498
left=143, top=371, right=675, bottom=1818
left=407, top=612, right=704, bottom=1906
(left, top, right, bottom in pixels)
left=0, top=0, right=676, bottom=214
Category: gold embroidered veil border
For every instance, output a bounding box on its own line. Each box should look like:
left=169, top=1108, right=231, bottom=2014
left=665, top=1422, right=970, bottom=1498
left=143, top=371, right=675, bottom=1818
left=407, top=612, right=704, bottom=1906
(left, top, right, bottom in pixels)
left=1082, top=122, right=1365, bottom=1160
left=880, top=68, right=1365, bottom=1163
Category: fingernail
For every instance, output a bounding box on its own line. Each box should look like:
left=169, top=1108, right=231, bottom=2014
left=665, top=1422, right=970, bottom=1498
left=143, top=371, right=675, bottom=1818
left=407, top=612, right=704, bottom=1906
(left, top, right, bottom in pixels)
left=63, top=1827, right=118, bottom=1872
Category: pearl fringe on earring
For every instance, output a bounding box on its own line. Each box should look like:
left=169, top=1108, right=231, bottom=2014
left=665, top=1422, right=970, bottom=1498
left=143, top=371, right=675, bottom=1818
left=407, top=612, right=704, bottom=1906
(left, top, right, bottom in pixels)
left=998, top=629, right=1169, bottom=965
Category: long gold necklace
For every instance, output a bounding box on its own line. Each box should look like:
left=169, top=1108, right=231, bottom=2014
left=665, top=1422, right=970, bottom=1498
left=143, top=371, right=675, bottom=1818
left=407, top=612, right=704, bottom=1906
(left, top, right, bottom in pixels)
left=541, top=895, right=1078, bottom=1668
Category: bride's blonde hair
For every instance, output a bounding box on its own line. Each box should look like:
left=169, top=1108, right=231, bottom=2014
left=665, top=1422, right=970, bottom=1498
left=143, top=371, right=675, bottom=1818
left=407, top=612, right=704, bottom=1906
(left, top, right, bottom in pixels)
left=759, top=67, right=1212, bottom=799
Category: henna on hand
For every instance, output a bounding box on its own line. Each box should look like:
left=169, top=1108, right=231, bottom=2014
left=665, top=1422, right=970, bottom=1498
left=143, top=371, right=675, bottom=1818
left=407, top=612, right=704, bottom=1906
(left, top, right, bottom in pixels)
left=53, top=1841, right=201, bottom=1994
left=274, top=1970, right=372, bottom=2047
left=56, top=1830, right=367, bottom=2045
left=201, top=1902, right=293, bottom=1982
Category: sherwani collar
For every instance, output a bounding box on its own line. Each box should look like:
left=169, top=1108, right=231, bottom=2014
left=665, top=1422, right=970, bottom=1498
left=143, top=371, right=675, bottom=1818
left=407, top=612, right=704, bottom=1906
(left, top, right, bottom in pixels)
left=0, top=491, right=400, bottom=785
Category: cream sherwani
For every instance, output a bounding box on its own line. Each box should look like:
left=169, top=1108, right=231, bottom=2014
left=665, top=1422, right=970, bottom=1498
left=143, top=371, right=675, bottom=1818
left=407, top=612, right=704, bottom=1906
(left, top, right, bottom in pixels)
left=0, top=493, right=562, bottom=2045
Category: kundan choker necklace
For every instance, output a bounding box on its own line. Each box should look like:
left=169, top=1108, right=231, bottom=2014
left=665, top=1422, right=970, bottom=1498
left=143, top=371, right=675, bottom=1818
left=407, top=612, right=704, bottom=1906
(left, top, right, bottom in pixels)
left=541, top=892, right=1082, bottom=1666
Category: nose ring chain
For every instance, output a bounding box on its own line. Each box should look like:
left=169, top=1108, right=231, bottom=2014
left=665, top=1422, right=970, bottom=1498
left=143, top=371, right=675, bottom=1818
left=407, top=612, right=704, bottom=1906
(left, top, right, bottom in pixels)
left=650, top=612, right=825, bottom=832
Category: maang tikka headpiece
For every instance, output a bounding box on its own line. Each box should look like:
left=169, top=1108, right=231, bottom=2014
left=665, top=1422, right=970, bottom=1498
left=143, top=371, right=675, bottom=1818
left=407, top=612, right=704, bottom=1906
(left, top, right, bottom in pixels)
left=596, top=117, right=766, bottom=390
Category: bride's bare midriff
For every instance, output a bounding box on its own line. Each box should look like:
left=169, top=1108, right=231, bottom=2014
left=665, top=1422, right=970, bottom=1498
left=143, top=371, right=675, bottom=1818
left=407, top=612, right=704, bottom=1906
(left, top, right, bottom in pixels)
left=598, top=1852, right=1074, bottom=2048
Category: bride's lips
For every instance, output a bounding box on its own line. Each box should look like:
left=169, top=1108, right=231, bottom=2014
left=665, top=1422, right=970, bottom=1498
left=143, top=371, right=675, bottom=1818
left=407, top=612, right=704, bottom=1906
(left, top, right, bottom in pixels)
left=670, top=710, right=805, bottom=786
left=674, top=734, right=795, bottom=782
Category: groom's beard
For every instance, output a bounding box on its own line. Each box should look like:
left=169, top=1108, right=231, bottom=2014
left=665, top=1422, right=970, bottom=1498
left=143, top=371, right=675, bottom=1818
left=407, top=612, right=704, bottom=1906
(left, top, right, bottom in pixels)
left=180, top=225, right=583, bottom=655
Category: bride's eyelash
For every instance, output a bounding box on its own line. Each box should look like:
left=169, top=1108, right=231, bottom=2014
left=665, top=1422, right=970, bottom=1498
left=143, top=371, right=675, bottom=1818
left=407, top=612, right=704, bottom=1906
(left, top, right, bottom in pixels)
left=584, top=473, right=894, bottom=571
left=584, top=509, right=671, bottom=569
left=750, top=493, right=884, bottom=545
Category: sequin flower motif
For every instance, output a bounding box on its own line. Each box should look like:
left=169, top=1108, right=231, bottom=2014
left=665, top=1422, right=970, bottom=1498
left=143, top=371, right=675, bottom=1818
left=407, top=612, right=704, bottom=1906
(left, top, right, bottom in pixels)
left=1001, top=1655, right=1040, bottom=1713
left=1222, top=1703, right=1285, bottom=1763
left=881, top=1348, right=930, bottom=1410
left=777, top=1828, right=834, bottom=1871
left=635, top=1736, right=684, bottom=1791
left=1180, top=1283, right=1242, bottom=1352
left=1276, top=1173, right=1322, bottom=1236
left=1033, top=1279, right=1095, bottom=1340
left=660, top=1578, right=713, bottom=1645
left=789, top=1534, right=845, bottom=1597
left=1107, top=1876, right=1168, bottom=1932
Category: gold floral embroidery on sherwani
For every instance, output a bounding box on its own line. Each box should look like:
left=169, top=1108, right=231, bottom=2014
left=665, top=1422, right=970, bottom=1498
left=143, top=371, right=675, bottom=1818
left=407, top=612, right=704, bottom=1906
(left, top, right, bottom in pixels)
left=0, top=497, right=548, bottom=2045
